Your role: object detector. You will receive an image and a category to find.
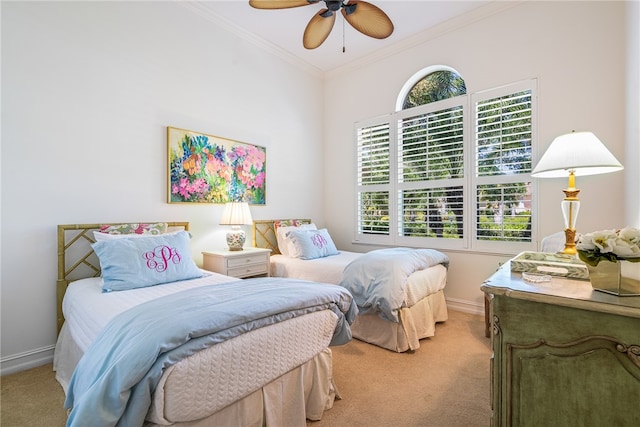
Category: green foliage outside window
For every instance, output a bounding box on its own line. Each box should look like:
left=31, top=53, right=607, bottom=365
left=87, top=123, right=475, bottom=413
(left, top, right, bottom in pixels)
left=403, top=71, right=467, bottom=109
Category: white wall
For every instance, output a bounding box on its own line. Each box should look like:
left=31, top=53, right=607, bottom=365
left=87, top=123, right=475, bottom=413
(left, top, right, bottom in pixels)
left=322, top=1, right=631, bottom=312
left=1, top=0, right=638, bottom=375
left=627, top=0, right=640, bottom=228
left=1, top=1, right=324, bottom=373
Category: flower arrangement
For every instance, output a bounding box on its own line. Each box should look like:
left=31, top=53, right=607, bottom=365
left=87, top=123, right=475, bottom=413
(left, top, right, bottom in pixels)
left=576, top=227, right=640, bottom=266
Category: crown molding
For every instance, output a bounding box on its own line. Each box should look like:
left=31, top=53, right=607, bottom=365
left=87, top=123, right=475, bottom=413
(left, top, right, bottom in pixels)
left=179, top=1, right=325, bottom=80
left=324, top=0, right=524, bottom=79
left=179, top=1, right=524, bottom=82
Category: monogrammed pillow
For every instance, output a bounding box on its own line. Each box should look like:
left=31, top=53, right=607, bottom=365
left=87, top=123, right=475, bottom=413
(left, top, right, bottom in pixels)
left=285, top=228, right=339, bottom=260
left=92, top=231, right=203, bottom=292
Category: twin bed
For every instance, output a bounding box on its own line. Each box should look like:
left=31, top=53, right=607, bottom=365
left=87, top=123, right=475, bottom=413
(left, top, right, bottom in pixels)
left=253, top=219, right=449, bottom=353
left=54, top=222, right=356, bottom=427
left=55, top=219, right=449, bottom=426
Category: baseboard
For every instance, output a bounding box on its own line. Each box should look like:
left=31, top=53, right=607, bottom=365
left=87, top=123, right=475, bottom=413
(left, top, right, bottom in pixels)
left=0, top=345, right=55, bottom=376
left=446, top=297, right=484, bottom=317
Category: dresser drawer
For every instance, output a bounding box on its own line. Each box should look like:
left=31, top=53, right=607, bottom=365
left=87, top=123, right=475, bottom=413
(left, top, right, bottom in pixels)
left=227, top=253, right=268, bottom=268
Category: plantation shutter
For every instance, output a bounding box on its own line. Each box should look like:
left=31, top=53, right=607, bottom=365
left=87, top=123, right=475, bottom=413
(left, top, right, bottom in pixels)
left=396, top=100, right=466, bottom=243
left=473, top=81, right=535, bottom=248
left=398, top=105, right=464, bottom=182
left=476, top=90, right=532, bottom=177
left=356, top=122, right=392, bottom=238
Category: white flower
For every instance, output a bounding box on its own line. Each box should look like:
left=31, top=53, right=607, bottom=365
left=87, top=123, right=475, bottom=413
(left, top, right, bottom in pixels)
left=619, top=227, right=640, bottom=245
left=576, top=234, right=597, bottom=251
left=612, top=237, right=640, bottom=258
left=577, top=227, right=640, bottom=260
left=577, top=229, right=617, bottom=253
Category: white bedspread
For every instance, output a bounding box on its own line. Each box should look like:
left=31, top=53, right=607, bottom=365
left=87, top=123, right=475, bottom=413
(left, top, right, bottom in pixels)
left=62, top=271, right=236, bottom=352
left=271, top=251, right=363, bottom=284
left=270, top=251, right=447, bottom=307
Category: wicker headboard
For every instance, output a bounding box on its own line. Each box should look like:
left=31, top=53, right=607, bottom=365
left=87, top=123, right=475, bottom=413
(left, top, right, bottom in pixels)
left=252, top=219, right=312, bottom=255
left=56, top=222, right=189, bottom=333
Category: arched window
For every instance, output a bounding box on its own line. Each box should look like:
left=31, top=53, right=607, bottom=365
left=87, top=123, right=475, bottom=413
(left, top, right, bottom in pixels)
left=402, top=69, right=466, bottom=109
left=395, top=65, right=466, bottom=111
left=355, top=66, right=536, bottom=253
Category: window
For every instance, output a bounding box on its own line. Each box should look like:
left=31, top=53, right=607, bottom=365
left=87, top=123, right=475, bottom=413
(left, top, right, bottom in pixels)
left=473, top=82, right=534, bottom=252
left=355, top=69, right=536, bottom=253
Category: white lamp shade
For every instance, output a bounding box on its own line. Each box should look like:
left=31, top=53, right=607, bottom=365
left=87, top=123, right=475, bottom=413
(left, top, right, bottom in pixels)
left=220, top=202, right=253, bottom=225
left=531, top=131, right=623, bottom=178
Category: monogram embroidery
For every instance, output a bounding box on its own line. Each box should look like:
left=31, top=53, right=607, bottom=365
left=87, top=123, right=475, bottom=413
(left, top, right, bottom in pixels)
left=310, top=233, right=327, bottom=249
left=144, top=245, right=181, bottom=272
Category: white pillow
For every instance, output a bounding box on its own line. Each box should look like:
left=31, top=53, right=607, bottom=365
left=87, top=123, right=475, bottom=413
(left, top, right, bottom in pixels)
left=276, top=223, right=317, bottom=257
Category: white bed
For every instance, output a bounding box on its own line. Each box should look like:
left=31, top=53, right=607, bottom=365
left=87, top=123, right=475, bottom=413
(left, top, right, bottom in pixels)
left=54, top=222, right=355, bottom=426
left=253, top=219, right=449, bottom=353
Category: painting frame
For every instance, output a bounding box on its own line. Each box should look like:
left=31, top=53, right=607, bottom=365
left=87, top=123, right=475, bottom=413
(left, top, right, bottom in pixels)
left=167, top=126, right=266, bottom=204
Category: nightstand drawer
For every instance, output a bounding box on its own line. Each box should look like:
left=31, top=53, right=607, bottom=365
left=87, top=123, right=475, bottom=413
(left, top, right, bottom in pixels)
left=227, top=253, right=268, bottom=268
left=201, top=248, right=271, bottom=279
left=227, top=263, right=269, bottom=278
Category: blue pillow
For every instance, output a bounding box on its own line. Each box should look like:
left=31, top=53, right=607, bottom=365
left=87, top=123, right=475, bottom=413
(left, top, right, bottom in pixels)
left=286, top=228, right=339, bottom=260
left=92, top=231, right=203, bottom=292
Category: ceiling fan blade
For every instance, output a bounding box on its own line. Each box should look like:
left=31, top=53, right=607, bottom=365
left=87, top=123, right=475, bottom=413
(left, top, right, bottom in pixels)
left=303, top=9, right=336, bottom=49
left=341, top=0, right=394, bottom=39
left=249, top=0, right=313, bottom=9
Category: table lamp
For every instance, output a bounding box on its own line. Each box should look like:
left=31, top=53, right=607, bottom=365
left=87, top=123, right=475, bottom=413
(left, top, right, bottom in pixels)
left=531, top=131, right=623, bottom=254
left=220, top=202, right=253, bottom=251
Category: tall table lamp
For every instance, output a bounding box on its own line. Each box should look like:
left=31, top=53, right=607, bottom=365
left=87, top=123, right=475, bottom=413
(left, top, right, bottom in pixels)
left=220, top=202, right=253, bottom=251
left=531, top=131, right=623, bottom=254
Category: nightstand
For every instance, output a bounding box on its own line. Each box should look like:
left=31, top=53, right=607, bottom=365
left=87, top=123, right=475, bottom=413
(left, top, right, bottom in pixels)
left=202, top=247, right=271, bottom=278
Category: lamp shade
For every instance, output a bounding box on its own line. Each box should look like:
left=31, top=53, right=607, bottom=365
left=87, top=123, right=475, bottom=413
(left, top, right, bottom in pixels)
left=531, top=131, right=623, bottom=178
left=219, top=202, right=253, bottom=226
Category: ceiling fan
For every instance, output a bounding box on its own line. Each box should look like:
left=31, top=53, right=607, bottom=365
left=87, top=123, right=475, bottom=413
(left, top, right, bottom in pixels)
left=249, top=0, right=394, bottom=50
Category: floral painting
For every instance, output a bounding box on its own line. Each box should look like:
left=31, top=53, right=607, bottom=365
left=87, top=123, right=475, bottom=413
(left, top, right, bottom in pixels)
left=167, top=127, right=266, bottom=204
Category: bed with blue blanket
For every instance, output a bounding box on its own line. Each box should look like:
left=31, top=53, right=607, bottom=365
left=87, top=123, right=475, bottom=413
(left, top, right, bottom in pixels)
left=54, top=222, right=357, bottom=427
left=253, top=219, right=450, bottom=352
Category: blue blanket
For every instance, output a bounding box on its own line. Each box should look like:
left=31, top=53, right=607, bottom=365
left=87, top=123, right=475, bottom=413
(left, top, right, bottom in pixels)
left=338, top=248, right=449, bottom=322
left=64, top=277, right=357, bottom=427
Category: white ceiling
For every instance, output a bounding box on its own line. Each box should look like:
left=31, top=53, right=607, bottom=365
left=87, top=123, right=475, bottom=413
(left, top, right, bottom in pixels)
left=187, top=0, right=493, bottom=72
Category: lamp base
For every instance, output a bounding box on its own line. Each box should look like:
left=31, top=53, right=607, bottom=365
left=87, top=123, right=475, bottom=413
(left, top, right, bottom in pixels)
left=226, top=228, right=246, bottom=251
left=562, top=228, right=577, bottom=255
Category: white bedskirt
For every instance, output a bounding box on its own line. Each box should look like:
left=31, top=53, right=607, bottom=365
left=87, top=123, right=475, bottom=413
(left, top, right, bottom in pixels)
left=143, top=350, right=338, bottom=427
left=350, top=289, right=448, bottom=352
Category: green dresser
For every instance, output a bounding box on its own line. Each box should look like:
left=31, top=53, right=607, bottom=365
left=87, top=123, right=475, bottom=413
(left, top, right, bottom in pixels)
left=481, top=262, right=640, bottom=426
